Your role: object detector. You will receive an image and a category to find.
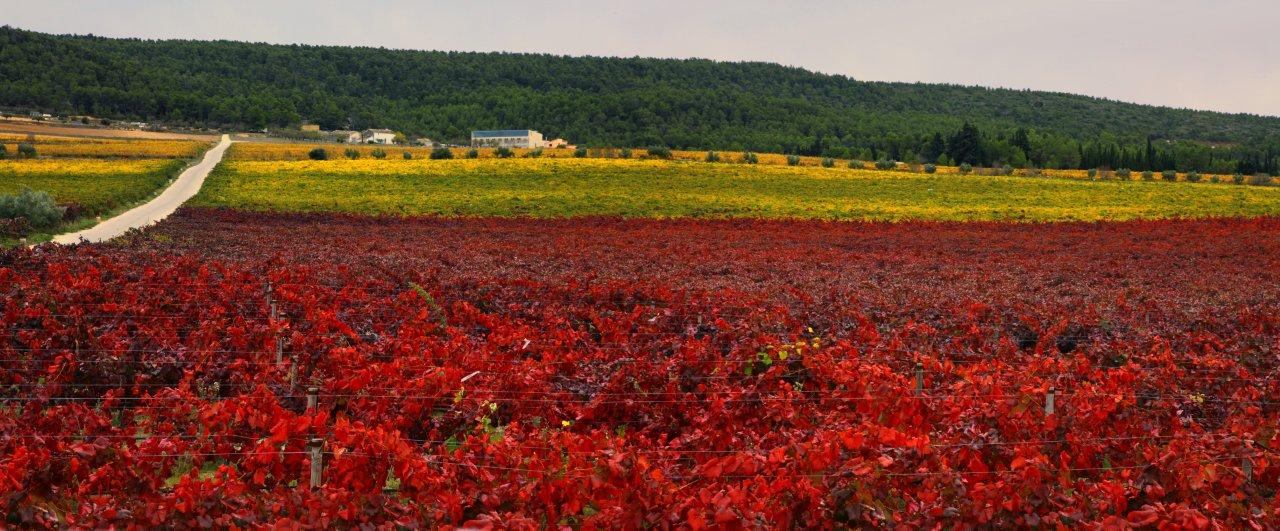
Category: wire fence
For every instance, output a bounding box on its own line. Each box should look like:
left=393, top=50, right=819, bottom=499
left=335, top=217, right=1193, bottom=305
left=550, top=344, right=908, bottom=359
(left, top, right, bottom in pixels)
left=3, top=278, right=1278, bottom=494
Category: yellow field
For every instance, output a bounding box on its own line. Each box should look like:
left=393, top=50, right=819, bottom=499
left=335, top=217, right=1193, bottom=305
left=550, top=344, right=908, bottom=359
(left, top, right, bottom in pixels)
left=228, top=142, right=587, bottom=161
left=0, top=159, right=180, bottom=176
left=1, top=134, right=210, bottom=158
left=224, top=142, right=1234, bottom=183
left=194, top=157, right=1280, bottom=222
left=0, top=159, right=187, bottom=214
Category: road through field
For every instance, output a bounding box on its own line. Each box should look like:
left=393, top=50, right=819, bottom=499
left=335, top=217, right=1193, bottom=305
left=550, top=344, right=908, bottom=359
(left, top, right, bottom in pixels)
left=51, top=135, right=231, bottom=244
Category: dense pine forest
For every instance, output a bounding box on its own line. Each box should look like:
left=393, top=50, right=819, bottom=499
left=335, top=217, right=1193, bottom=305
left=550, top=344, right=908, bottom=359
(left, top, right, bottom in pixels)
left=1, top=26, right=1276, bottom=173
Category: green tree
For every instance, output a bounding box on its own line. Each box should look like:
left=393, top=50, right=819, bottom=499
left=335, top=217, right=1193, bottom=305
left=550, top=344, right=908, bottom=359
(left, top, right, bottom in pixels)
left=922, top=133, right=945, bottom=163
left=947, top=123, right=985, bottom=166
left=1010, top=127, right=1031, bottom=160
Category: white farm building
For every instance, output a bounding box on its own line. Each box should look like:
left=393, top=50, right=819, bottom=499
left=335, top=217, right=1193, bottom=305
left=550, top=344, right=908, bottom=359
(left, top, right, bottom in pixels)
left=471, top=129, right=545, bottom=149
left=361, top=129, right=396, bottom=144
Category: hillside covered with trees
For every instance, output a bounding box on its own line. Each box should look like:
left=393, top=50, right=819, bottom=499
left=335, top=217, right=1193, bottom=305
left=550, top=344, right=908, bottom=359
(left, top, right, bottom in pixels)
left=1, top=26, right=1276, bottom=173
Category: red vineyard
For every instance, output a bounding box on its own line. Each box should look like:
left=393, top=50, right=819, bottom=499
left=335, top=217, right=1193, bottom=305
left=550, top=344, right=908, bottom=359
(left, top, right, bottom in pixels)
left=2, top=208, right=1280, bottom=527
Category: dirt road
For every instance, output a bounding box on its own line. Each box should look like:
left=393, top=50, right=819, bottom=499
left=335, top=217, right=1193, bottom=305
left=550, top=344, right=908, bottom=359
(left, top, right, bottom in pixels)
left=51, top=135, right=232, bottom=244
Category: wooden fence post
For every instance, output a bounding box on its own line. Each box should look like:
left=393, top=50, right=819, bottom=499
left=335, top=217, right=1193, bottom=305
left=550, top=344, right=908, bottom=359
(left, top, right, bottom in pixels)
left=1045, top=387, right=1056, bottom=416
left=308, top=437, right=324, bottom=489
left=914, top=362, right=924, bottom=396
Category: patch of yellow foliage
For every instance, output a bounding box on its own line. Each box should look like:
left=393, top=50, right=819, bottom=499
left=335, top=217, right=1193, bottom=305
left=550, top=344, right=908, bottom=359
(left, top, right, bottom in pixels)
left=0, top=159, right=179, bottom=175
left=1, top=134, right=209, bottom=158
left=225, top=142, right=1236, bottom=183
left=194, top=157, right=1280, bottom=222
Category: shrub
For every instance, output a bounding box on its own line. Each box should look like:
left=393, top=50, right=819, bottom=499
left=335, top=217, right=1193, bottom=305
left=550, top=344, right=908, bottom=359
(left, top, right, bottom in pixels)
left=1233, top=173, right=1245, bottom=185
left=919, top=163, right=936, bottom=174
left=741, top=151, right=758, bottom=164
left=786, top=155, right=801, bottom=166
left=1141, top=170, right=1154, bottom=181
left=60, top=202, right=85, bottom=222
left=525, top=148, right=543, bottom=158
left=619, top=148, right=632, bottom=159
left=0, top=217, right=31, bottom=238
left=574, top=146, right=588, bottom=158
left=1162, top=170, right=1177, bottom=182
left=958, top=163, right=972, bottom=175
left=0, top=143, right=7, bottom=159
left=1087, top=168, right=1098, bottom=179
left=307, top=147, right=328, bottom=160
left=495, top=147, right=515, bottom=158
left=822, top=157, right=835, bottom=168
left=371, top=148, right=388, bottom=159
left=402, top=151, right=413, bottom=160
left=17, top=142, right=37, bottom=159
left=647, top=146, right=672, bottom=159
left=875, top=159, right=896, bottom=170
left=0, top=188, right=63, bottom=230
left=466, top=148, right=479, bottom=159
left=1116, top=168, right=1132, bottom=179
left=344, top=148, right=360, bottom=160
left=1186, top=171, right=1201, bottom=183
left=1209, top=175, right=1220, bottom=184
left=999, top=164, right=1014, bottom=176
left=705, top=151, right=720, bottom=163
left=1249, top=173, right=1273, bottom=186
left=848, top=160, right=864, bottom=169
left=1026, top=167, right=1041, bottom=177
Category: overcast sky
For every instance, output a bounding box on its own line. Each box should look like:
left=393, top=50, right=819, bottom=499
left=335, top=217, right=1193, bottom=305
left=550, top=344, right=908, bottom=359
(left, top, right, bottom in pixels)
left=6, top=0, right=1278, bottom=117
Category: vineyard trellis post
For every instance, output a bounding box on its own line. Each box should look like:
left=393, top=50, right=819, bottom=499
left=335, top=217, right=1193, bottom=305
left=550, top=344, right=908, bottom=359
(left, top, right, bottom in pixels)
left=267, top=282, right=283, bottom=364
left=914, top=362, right=924, bottom=396
left=308, top=437, right=324, bottom=489
left=1044, top=387, right=1056, bottom=416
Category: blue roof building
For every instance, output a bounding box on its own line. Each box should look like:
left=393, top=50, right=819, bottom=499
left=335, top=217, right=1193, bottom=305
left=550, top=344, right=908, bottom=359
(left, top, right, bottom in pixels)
left=471, top=129, right=545, bottom=148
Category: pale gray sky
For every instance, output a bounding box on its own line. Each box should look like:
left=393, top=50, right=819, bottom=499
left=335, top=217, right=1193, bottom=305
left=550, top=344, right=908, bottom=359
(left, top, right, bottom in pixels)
left=5, top=0, right=1278, bottom=116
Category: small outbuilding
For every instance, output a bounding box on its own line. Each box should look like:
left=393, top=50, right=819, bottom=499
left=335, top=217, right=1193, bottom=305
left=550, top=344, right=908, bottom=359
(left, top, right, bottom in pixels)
left=361, top=129, right=396, bottom=144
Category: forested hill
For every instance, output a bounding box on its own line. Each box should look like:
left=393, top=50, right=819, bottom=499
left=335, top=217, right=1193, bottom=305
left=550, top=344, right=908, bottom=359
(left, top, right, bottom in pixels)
left=2, top=26, right=1277, bottom=172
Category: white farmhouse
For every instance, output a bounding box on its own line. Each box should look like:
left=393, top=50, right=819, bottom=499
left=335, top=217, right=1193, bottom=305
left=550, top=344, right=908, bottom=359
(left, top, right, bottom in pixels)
left=361, top=129, right=396, bottom=144
left=471, top=129, right=545, bottom=149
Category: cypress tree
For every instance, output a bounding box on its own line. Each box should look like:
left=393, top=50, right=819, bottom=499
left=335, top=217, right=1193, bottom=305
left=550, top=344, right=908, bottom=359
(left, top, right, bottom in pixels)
left=947, top=123, right=985, bottom=166
left=1152, top=136, right=1162, bottom=170
left=923, top=132, right=945, bottom=163
left=1011, top=127, right=1031, bottom=159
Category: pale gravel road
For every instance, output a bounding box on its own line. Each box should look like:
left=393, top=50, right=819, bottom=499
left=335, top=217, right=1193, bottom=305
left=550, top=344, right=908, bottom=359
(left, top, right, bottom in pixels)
left=51, top=134, right=231, bottom=245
